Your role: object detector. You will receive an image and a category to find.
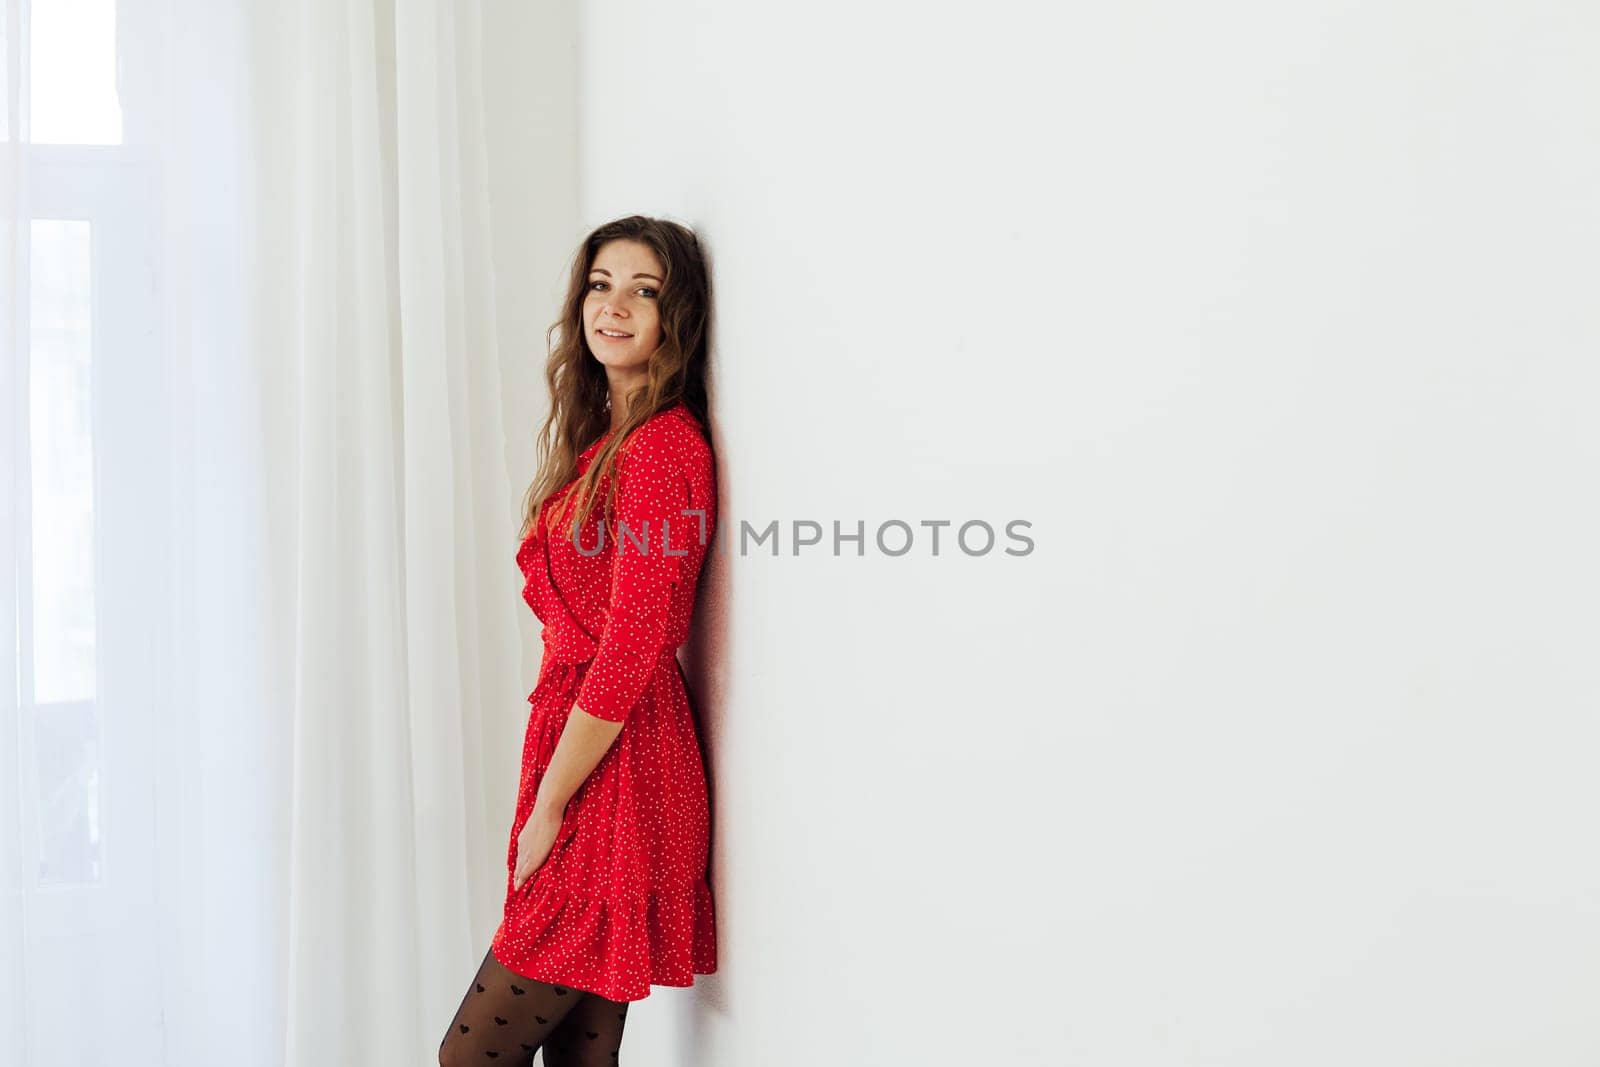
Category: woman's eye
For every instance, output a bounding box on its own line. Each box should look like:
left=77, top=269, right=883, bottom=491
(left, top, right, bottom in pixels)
left=589, top=281, right=657, bottom=298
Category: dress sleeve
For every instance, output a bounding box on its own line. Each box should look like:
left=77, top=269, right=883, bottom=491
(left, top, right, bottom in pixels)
left=573, top=425, right=691, bottom=723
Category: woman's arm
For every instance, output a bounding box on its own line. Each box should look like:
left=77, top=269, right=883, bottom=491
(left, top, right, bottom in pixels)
left=517, top=708, right=619, bottom=887
left=573, top=423, right=691, bottom=723
left=534, top=710, right=623, bottom=813
left=536, top=421, right=692, bottom=810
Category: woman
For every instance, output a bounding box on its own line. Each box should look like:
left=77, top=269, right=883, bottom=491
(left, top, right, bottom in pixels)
left=440, top=215, right=718, bottom=1065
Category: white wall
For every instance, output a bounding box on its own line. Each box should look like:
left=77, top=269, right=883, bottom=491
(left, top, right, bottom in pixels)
left=518, top=4, right=1597, bottom=1063
left=480, top=1, right=585, bottom=702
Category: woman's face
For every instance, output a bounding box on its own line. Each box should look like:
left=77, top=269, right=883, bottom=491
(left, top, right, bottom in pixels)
left=584, top=239, right=665, bottom=375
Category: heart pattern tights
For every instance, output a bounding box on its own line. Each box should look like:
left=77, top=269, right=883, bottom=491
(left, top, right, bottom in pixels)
left=439, top=947, right=630, bottom=1066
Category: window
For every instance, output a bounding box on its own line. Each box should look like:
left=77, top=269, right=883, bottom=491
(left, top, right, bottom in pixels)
left=4, top=0, right=168, bottom=1060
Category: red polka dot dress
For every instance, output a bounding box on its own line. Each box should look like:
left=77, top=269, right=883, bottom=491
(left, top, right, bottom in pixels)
left=489, top=401, right=718, bottom=1002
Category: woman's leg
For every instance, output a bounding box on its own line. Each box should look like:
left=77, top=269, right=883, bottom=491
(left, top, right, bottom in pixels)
left=438, top=947, right=587, bottom=1066
left=541, top=989, right=631, bottom=1067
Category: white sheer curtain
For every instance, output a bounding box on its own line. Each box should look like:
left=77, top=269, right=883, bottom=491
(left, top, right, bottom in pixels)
left=3, top=1, right=530, bottom=1064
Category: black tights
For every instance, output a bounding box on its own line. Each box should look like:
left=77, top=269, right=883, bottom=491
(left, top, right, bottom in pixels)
left=439, top=947, right=631, bottom=1066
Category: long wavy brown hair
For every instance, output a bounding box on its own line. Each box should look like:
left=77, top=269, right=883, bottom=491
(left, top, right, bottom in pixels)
left=516, top=215, right=712, bottom=547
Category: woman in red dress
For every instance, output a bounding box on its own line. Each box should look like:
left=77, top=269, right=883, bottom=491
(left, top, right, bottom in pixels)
left=440, top=216, right=717, bottom=1066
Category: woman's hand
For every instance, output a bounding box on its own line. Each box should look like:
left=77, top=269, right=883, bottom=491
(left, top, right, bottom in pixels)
left=512, top=799, right=565, bottom=891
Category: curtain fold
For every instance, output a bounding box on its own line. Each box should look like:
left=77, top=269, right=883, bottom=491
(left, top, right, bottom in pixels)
left=253, top=1, right=520, bottom=1063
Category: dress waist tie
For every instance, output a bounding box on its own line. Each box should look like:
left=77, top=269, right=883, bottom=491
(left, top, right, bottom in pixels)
left=527, top=648, right=679, bottom=774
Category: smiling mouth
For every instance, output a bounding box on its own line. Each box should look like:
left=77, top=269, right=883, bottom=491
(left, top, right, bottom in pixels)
left=597, top=328, right=633, bottom=338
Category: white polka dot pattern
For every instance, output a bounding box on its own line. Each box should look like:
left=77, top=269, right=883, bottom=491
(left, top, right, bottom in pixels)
left=489, top=401, right=717, bottom=1003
